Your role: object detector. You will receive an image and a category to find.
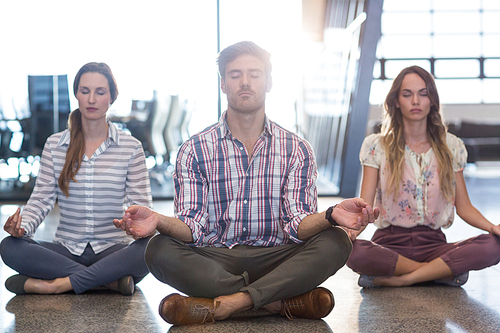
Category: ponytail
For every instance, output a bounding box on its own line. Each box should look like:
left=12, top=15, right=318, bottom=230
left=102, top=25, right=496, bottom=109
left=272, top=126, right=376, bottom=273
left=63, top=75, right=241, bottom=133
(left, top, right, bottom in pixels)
left=58, top=109, right=85, bottom=197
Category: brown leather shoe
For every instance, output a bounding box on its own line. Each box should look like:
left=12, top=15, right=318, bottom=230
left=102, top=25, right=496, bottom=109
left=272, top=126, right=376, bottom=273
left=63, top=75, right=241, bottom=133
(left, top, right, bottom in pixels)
left=159, top=293, right=221, bottom=325
left=281, top=287, right=335, bottom=320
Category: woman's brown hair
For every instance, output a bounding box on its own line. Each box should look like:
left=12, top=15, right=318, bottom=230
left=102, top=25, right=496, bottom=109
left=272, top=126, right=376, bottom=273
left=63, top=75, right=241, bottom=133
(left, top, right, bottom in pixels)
left=58, top=62, right=118, bottom=196
left=380, top=65, right=454, bottom=202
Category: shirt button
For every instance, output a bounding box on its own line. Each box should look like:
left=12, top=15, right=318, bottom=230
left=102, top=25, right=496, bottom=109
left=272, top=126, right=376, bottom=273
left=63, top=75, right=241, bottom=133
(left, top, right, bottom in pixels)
left=239, top=147, right=243, bottom=150
left=243, top=227, right=247, bottom=232
left=244, top=199, right=248, bottom=204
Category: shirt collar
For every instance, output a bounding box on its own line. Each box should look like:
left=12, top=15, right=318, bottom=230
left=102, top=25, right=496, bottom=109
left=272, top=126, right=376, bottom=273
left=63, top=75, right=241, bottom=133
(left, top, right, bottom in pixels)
left=107, top=120, right=119, bottom=144
left=57, top=119, right=118, bottom=146
left=219, top=110, right=274, bottom=138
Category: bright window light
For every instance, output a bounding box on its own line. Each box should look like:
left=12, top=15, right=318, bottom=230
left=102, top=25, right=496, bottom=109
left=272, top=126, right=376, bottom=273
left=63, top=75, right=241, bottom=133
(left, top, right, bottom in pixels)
left=436, top=79, right=482, bottom=104
left=433, top=35, right=482, bottom=58
left=371, top=2, right=500, bottom=104
left=384, top=60, right=431, bottom=79
left=484, top=59, right=500, bottom=77
left=434, top=59, right=480, bottom=78
left=483, top=79, right=500, bottom=103
left=433, top=12, right=481, bottom=34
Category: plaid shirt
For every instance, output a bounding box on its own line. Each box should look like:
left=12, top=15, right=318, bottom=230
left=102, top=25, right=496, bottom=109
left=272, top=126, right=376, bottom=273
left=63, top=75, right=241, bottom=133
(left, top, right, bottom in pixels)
left=173, top=112, right=318, bottom=248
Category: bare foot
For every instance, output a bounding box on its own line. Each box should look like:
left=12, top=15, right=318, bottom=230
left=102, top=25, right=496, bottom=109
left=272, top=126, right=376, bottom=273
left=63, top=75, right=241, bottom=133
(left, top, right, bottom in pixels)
left=24, top=277, right=73, bottom=294
left=374, top=275, right=409, bottom=287
left=105, top=280, right=119, bottom=292
left=213, top=292, right=253, bottom=320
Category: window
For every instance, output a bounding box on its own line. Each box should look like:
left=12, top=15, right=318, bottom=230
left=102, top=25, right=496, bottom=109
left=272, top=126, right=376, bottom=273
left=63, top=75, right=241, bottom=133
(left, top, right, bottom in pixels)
left=370, top=0, right=500, bottom=104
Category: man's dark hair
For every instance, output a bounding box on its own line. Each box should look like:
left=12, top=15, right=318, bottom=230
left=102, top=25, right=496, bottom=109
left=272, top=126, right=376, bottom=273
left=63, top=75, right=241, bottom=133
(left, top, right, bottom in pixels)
left=217, top=41, right=272, bottom=79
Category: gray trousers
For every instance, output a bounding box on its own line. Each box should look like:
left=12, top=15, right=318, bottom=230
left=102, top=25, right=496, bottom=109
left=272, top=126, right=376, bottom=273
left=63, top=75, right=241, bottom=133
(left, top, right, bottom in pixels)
left=145, top=227, right=352, bottom=309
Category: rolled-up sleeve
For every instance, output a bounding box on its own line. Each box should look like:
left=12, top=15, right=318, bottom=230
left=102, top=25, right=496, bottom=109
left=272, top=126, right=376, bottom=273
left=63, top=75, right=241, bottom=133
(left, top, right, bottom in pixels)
left=281, top=140, right=318, bottom=243
left=173, top=140, right=210, bottom=245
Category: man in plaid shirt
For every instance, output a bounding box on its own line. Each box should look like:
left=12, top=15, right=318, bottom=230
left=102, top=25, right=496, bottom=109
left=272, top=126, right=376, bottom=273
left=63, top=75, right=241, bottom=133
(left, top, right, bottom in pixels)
left=115, top=41, right=379, bottom=325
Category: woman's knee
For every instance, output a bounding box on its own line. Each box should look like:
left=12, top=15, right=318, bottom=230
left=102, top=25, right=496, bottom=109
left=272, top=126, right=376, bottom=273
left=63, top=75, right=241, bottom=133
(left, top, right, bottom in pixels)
left=451, top=234, right=500, bottom=271
left=345, top=238, right=396, bottom=275
left=346, top=240, right=369, bottom=272
left=477, top=234, right=500, bottom=266
left=0, top=236, right=22, bottom=263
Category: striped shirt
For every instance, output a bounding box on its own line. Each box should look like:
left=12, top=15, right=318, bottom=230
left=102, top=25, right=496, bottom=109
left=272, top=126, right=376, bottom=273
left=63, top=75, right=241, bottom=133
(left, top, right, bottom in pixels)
left=173, top=112, right=318, bottom=248
left=21, top=121, right=153, bottom=256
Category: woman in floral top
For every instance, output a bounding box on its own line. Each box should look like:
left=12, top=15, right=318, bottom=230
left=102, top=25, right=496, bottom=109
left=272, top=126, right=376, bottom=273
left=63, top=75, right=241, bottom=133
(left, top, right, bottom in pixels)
left=347, top=66, right=500, bottom=288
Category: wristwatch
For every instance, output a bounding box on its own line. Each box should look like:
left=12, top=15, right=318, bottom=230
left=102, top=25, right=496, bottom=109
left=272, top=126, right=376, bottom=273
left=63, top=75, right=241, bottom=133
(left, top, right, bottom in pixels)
left=325, top=205, right=339, bottom=226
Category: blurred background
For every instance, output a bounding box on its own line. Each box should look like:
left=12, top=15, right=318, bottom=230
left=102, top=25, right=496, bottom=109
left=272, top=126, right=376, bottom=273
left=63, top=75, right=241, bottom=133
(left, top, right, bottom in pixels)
left=1, top=0, right=499, bottom=201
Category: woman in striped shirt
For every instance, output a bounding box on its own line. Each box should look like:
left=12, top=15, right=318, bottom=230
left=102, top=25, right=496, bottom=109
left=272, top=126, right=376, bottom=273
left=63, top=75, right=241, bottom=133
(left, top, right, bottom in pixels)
left=0, top=62, right=153, bottom=295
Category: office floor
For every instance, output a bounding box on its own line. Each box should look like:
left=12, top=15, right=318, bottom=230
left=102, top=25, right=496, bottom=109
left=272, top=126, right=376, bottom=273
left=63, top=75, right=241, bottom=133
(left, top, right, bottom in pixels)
left=1, top=164, right=500, bottom=332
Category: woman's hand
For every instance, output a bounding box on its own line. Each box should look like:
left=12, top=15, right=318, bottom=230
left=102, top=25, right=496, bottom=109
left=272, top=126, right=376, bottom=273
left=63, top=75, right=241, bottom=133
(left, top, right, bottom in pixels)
left=3, top=207, right=25, bottom=238
left=491, top=224, right=500, bottom=237
left=341, top=226, right=365, bottom=241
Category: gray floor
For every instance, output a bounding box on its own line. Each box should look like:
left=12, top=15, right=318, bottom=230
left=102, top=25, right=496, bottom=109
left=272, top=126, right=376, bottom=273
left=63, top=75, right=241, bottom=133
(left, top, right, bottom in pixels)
left=1, top=163, right=500, bottom=332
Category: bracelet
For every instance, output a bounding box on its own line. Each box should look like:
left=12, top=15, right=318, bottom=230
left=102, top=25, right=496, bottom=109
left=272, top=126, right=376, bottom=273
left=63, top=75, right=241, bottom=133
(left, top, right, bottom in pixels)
left=325, top=204, right=339, bottom=226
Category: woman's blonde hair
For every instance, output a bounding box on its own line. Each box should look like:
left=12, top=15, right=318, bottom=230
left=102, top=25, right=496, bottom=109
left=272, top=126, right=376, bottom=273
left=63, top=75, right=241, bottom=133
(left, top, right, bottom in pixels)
left=58, top=62, right=118, bottom=196
left=380, top=65, right=454, bottom=202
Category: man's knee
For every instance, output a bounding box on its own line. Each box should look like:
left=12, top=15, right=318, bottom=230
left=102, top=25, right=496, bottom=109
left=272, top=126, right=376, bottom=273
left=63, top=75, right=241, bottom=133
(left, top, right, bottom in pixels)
left=314, top=227, right=353, bottom=267
left=145, top=234, right=190, bottom=281
left=145, top=234, right=171, bottom=270
left=326, top=227, right=352, bottom=253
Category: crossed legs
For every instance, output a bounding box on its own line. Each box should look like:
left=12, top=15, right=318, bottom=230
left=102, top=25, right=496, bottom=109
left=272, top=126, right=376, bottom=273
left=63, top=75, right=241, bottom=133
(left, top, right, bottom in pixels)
left=371, top=256, right=452, bottom=287
left=347, top=225, right=500, bottom=287
left=145, top=227, right=352, bottom=319
left=0, top=236, right=150, bottom=294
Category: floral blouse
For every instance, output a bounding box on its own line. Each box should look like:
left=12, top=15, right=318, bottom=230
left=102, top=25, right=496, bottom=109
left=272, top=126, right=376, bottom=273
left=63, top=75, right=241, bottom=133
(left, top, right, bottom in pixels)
left=359, top=133, right=467, bottom=230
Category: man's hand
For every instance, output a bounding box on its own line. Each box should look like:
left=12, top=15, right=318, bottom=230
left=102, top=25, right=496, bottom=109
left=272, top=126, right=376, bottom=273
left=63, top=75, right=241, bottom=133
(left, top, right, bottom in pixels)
left=3, top=207, right=25, bottom=238
left=330, top=198, right=379, bottom=232
left=113, top=205, right=158, bottom=239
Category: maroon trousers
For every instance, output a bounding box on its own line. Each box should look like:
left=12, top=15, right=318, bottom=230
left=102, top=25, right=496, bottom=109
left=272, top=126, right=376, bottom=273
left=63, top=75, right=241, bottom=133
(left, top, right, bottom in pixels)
left=347, top=225, right=500, bottom=277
